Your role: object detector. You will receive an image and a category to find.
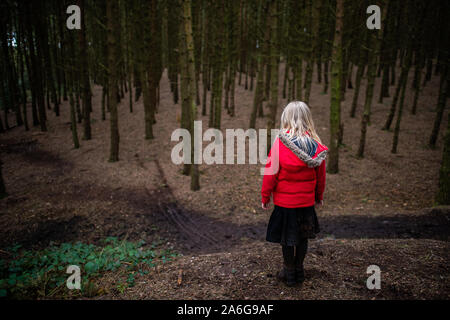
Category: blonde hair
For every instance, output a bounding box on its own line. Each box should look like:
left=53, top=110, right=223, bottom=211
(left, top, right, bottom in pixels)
left=280, top=101, right=321, bottom=149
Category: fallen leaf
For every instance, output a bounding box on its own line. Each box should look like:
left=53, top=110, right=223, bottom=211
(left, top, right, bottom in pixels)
left=177, top=269, right=183, bottom=286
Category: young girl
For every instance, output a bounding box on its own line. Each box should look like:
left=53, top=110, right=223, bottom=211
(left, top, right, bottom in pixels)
left=261, top=101, right=327, bottom=287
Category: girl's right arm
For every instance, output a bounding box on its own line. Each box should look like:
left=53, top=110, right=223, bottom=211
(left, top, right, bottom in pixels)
left=261, top=140, right=280, bottom=206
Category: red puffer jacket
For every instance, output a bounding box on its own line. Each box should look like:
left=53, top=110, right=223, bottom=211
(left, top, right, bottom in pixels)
left=261, top=133, right=328, bottom=208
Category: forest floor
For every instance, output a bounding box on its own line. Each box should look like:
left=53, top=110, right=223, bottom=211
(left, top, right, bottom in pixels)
left=0, top=64, right=449, bottom=299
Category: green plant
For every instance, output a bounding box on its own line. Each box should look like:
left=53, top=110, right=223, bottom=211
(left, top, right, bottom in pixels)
left=0, top=237, right=177, bottom=299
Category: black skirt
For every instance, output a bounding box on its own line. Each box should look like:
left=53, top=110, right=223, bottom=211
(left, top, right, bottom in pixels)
left=266, top=205, right=320, bottom=246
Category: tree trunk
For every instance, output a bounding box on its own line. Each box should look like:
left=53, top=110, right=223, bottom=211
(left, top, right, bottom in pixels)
left=350, top=64, right=364, bottom=118
left=435, top=111, right=450, bottom=205
left=327, top=0, right=343, bottom=174
left=0, top=157, right=6, bottom=198
left=179, top=12, right=191, bottom=176
left=107, top=0, right=120, bottom=161
left=429, top=66, right=449, bottom=148
left=357, top=29, right=380, bottom=158
left=410, top=66, right=422, bottom=115
left=391, top=50, right=412, bottom=153
left=266, top=0, right=279, bottom=151
left=67, top=31, right=80, bottom=149
left=27, top=3, right=47, bottom=131
left=250, top=6, right=265, bottom=130
left=78, top=0, right=91, bottom=140
left=182, top=0, right=200, bottom=191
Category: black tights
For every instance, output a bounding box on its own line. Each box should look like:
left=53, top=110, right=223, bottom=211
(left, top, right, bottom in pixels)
left=282, top=238, right=308, bottom=270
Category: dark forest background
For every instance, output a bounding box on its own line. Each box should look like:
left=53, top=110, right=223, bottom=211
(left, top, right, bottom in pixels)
left=0, top=0, right=448, bottom=200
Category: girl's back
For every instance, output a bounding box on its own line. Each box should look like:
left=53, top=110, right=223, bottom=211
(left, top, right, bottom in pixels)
left=266, top=132, right=327, bottom=208
left=261, top=101, right=328, bottom=209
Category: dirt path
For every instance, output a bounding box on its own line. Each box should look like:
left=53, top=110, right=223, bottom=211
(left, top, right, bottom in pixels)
left=0, top=138, right=264, bottom=253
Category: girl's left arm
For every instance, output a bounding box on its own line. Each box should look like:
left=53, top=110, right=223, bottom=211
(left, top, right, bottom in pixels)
left=315, top=160, right=326, bottom=202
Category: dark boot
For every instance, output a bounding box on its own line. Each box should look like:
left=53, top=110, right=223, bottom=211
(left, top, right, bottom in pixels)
left=284, top=266, right=296, bottom=287
left=277, top=266, right=296, bottom=286
left=295, top=267, right=305, bottom=283
left=280, top=245, right=296, bottom=287
left=295, top=239, right=308, bottom=284
left=276, top=268, right=286, bottom=281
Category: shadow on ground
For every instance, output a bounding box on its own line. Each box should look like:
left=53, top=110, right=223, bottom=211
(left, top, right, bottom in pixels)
left=1, top=179, right=448, bottom=254
left=0, top=140, right=448, bottom=255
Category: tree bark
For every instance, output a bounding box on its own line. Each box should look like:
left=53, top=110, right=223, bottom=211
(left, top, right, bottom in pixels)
left=182, top=0, right=200, bottom=190
left=107, top=0, right=120, bottom=161
left=429, top=66, right=449, bottom=148
left=435, top=110, right=450, bottom=205
left=266, top=0, right=279, bottom=152
left=78, top=0, right=92, bottom=140
left=328, top=0, right=343, bottom=174
left=357, top=28, right=380, bottom=158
